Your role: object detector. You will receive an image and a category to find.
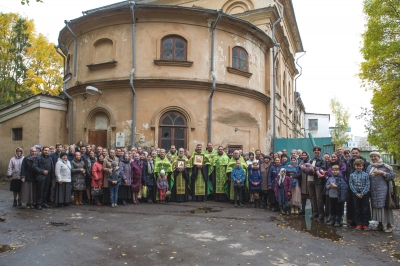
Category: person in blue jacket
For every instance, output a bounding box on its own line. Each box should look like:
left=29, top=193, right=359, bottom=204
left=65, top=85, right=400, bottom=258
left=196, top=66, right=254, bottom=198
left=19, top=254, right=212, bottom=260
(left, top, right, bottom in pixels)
left=268, top=157, right=284, bottom=212
left=248, top=161, right=262, bottom=208
left=231, top=160, right=246, bottom=207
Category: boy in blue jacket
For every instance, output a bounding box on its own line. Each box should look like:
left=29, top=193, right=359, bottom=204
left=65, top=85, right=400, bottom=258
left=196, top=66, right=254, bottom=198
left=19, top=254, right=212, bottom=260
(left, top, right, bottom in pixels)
left=326, top=165, right=348, bottom=226
left=231, top=160, right=245, bottom=207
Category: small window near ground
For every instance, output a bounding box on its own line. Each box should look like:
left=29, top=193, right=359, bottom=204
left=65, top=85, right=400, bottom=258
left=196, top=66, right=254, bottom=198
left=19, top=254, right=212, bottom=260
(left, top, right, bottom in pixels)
left=309, top=119, right=318, bottom=130
left=12, top=128, right=22, bottom=141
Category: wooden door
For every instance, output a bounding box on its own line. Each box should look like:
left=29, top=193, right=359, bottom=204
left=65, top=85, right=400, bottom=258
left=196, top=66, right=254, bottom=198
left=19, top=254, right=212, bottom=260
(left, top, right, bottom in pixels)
left=89, top=130, right=107, bottom=148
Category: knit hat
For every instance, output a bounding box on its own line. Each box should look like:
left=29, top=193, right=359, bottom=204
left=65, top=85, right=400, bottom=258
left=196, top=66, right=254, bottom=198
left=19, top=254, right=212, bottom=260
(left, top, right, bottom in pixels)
left=264, top=155, right=271, bottom=159
left=111, top=161, right=117, bottom=167
left=369, top=151, right=381, bottom=158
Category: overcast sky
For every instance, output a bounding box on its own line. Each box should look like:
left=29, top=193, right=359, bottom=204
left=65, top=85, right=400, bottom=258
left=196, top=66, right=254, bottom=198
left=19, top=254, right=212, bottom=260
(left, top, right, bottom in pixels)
left=0, top=0, right=371, bottom=136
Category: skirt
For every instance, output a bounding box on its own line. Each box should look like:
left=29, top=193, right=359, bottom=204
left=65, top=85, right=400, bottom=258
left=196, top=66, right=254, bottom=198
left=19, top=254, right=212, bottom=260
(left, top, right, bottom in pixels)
left=10, top=179, right=22, bottom=192
left=54, top=182, right=73, bottom=204
left=372, top=207, right=394, bottom=225
left=21, top=181, right=36, bottom=204
left=290, top=183, right=301, bottom=206
left=118, top=185, right=131, bottom=199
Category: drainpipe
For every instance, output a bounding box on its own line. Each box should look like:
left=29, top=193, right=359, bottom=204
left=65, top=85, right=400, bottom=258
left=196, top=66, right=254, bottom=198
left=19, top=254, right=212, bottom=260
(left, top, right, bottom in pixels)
left=208, top=10, right=222, bottom=143
left=63, top=76, right=73, bottom=144
left=129, top=0, right=136, bottom=148
left=271, top=0, right=284, bottom=152
left=294, top=51, right=306, bottom=138
left=64, top=20, right=77, bottom=77
left=54, top=45, right=66, bottom=77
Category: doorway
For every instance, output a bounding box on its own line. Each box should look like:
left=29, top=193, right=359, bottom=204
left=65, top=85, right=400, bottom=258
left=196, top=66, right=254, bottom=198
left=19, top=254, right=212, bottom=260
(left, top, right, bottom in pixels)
left=89, top=130, right=107, bottom=148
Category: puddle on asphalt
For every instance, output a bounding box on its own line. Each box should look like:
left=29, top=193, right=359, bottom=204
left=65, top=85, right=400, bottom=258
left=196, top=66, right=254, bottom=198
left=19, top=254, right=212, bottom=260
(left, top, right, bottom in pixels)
left=0, top=245, right=13, bottom=253
left=271, top=216, right=342, bottom=241
left=189, top=207, right=222, bottom=214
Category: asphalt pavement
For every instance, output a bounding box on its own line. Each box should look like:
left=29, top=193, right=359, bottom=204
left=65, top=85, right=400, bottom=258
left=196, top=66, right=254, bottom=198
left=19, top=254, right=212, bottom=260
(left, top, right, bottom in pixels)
left=1, top=180, right=399, bottom=266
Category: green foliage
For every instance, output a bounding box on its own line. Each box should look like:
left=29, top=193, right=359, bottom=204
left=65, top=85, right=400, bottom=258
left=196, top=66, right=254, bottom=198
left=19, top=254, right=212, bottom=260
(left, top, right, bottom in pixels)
left=20, top=0, right=43, bottom=5
left=0, top=12, right=62, bottom=109
left=359, top=0, right=400, bottom=158
left=329, top=97, right=351, bottom=147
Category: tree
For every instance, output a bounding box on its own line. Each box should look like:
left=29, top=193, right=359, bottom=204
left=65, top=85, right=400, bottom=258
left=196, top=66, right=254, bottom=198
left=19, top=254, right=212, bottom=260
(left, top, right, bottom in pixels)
left=330, top=97, right=351, bottom=147
left=21, top=0, right=43, bottom=5
left=0, top=13, right=62, bottom=108
left=359, top=0, right=400, bottom=158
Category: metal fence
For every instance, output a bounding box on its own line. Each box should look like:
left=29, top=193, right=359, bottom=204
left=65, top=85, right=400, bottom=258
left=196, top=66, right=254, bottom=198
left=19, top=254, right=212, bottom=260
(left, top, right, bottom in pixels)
left=275, top=135, right=333, bottom=157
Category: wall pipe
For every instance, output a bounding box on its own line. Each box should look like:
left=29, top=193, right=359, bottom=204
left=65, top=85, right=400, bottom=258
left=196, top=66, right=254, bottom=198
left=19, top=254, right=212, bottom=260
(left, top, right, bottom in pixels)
left=129, top=0, right=136, bottom=148
left=54, top=45, right=66, bottom=77
left=271, top=0, right=284, bottom=152
left=294, top=51, right=306, bottom=138
left=64, top=20, right=77, bottom=77
left=62, top=76, right=73, bottom=144
left=208, top=10, right=223, bottom=144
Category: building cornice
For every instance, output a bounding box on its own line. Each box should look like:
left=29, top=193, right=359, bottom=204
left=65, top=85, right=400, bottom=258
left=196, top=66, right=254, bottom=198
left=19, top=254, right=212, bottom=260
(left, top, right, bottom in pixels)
left=0, top=95, right=68, bottom=123
left=67, top=78, right=271, bottom=106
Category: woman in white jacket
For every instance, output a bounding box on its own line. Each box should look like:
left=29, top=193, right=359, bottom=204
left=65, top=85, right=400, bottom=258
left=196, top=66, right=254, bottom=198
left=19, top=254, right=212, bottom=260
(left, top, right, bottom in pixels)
left=54, top=152, right=72, bottom=207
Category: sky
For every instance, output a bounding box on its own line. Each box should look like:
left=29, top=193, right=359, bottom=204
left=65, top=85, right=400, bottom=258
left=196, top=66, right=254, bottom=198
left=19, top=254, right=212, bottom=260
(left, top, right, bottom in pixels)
left=0, top=0, right=371, bottom=136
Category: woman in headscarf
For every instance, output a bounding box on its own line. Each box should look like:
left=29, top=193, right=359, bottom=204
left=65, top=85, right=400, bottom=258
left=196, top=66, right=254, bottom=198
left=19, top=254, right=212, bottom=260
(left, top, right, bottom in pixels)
left=7, top=147, right=24, bottom=207
left=367, top=152, right=396, bottom=233
left=20, top=147, right=37, bottom=209
left=91, top=154, right=104, bottom=206
left=54, top=152, right=72, bottom=207
left=71, top=152, right=87, bottom=205
left=260, top=154, right=271, bottom=207
left=119, top=153, right=132, bottom=205
left=299, top=151, right=310, bottom=215
left=130, top=153, right=142, bottom=204
left=86, top=150, right=96, bottom=204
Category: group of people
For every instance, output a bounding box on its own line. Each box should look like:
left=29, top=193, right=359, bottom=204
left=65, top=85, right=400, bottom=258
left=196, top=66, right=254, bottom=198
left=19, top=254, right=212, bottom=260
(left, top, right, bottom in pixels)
left=7, top=142, right=396, bottom=232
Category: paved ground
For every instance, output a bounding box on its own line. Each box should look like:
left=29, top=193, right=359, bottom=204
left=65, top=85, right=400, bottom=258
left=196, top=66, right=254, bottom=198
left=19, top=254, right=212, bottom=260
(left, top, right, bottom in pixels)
left=1, top=180, right=400, bottom=266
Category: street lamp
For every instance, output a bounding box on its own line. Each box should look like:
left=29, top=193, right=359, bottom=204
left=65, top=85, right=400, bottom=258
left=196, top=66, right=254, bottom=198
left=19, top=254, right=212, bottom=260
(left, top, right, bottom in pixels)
left=86, top=86, right=102, bottom=95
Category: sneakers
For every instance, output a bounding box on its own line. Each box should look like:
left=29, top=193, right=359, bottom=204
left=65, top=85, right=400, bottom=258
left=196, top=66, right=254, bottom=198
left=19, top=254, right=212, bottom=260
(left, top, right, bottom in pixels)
left=385, top=227, right=393, bottom=233
left=363, top=226, right=370, bottom=231
left=111, top=204, right=115, bottom=208
left=355, top=225, right=362, bottom=230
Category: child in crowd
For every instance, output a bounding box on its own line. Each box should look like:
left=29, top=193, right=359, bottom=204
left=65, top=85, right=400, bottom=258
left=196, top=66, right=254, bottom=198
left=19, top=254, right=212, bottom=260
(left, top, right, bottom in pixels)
left=326, top=165, right=348, bottom=226
left=287, top=165, right=301, bottom=215
left=108, top=161, right=122, bottom=208
left=274, top=168, right=292, bottom=215
left=248, top=161, right=262, bottom=208
left=231, top=160, right=245, bottom=207
left=349, top=159, right=370, bottom=230
left=157, top=170, right=169, bottom=203
left=142, top=154, right=155, bottom=204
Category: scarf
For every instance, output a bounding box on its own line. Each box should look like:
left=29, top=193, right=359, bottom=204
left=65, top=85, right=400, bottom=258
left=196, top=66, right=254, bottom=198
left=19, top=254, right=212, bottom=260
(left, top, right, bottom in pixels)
left=278, top=169, right=286, bottom=185
left=369, top=158, right=393, bottom=172
left=147, top=160, right=154, bottom=174
left=28, top=147, right=37, bottom=160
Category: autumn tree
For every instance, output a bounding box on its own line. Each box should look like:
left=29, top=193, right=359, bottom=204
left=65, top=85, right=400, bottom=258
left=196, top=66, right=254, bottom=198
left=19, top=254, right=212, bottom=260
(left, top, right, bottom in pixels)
left=0, top=12, right=62, bottom=108
left=330, top=97, right=351, bottom=147
left=359, top=0, right=400, bottom=158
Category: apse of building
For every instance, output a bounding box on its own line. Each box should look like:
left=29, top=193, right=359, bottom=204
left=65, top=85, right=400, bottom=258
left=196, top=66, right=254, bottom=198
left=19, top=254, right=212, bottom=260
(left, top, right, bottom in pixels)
left=57, top=0, right=304, bottom=153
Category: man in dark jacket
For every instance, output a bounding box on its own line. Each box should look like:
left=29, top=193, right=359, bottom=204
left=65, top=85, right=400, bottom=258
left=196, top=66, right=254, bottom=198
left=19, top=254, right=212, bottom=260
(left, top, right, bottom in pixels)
left=49, top=143, right=63, bottom=204
left=307, top=146, right=327, bottom=221
left=33, top=146, right=54, bottom=210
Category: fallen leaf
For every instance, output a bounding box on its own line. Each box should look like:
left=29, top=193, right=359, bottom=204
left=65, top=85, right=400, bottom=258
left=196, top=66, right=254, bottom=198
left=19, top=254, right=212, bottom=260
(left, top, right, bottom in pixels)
left=93, top=237, right=99, bottom=240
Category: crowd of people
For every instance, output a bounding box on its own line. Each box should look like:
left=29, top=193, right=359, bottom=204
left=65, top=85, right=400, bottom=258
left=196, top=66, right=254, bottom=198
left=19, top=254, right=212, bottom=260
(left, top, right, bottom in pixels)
left=7, top=142, right=396, bottom=232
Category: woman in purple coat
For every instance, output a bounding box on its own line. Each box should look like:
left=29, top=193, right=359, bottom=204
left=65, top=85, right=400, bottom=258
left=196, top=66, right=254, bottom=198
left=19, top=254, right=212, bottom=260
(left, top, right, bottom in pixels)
left=119, top=153, right=132, bottom=205
left=130, top=153, right=142, bottom=204
left=274, top=168, right=292, bottom=215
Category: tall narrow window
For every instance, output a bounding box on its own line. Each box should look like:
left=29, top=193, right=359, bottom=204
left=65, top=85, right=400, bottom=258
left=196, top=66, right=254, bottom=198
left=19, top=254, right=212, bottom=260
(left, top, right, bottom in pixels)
left=161, top=35, right=187, bottom=61
left=159, top=111, right=187, bottom=150
left=232, top=46, right=248, bottom=72
left=12, top=128, right=23, bottom=141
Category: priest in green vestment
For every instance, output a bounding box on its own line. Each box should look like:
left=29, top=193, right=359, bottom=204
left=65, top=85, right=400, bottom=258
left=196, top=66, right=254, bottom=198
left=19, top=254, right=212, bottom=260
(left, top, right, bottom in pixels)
left=203, top=142, right=217, bottom=200
left=154, top=149, right=173, bottom=202
left=190, top=143, right=210, bottom=201
left=171, top=148, right=191, bottom=202
left=226, top=150, right=248, bottom=202
left=213, top=146, right=230, bottom=201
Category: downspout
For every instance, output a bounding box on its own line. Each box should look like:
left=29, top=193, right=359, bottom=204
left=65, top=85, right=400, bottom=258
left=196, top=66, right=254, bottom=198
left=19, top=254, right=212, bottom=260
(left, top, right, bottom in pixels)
left=54, top=45, right=66, bottom=77
left=129, top=1, right=136, bottom=148
left=294, top=51, right=306, bottom=138
left=208, top=10, right=222, bottom=143
left=64, top=20, right=77, bottom=77
left=63, top=76, right=73, bottom=144
left=271, top=0, right=284, bottom=152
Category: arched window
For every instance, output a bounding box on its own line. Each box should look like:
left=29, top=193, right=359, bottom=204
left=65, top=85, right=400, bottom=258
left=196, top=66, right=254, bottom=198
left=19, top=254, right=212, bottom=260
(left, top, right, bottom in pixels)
left=159, top=111, right=187, bottom=150
left=232, top=46, right=248, bottom=72
left=161, top=35, right=187, bottom=61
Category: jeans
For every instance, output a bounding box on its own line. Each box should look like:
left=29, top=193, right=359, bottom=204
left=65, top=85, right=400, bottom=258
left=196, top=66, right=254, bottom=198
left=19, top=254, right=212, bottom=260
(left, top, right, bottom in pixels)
left=234, top=186, right=243, bottom=202
left=36, top=175, right=51, bottom=206
left=308, top=181, right=324, bottom=216
left=353, top=193, right=371, bottom=226
left=109, top=185, right=119, bottom=205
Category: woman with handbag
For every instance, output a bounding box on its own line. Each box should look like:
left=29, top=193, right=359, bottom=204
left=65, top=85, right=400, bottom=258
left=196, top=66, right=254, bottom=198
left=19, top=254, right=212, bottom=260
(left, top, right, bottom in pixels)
left=91, top=154, right=104, bottom=206
left=119, top=153, right=132, bottom=205
left=54, top=152, right=72, bottom=207
left=367, top=152, right=396, bottom=232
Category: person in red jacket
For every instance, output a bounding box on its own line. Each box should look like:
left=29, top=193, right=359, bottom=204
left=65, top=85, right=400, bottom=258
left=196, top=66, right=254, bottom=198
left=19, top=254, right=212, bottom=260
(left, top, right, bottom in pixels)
left=91, top=154, right=104, bottom=206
